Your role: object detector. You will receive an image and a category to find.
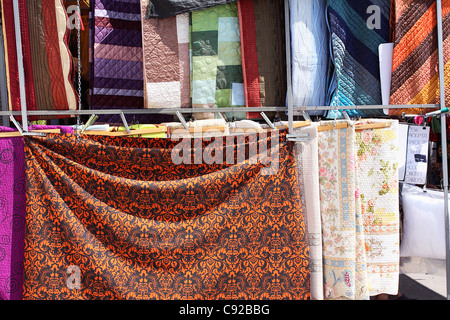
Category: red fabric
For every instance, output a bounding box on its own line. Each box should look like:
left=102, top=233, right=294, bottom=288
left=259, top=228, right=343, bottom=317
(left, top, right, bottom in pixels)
left=238, top=0, right=262, bottom=119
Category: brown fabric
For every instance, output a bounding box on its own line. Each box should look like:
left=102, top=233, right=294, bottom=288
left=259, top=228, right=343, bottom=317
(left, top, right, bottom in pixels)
left=253, top=0, right=287, bottom=107
left=23, top=131, right=310, bottom=300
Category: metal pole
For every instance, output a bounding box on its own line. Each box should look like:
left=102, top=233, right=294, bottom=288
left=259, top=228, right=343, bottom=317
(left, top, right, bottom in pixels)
left=12, top=0, right=28, bottom=131
left=284, top=0, right=294, bottom=135
left=436, top=0, right=450, bottom=300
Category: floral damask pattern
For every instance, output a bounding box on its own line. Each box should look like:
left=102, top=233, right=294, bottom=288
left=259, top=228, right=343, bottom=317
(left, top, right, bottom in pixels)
left=355, top=120, right=400, bottom=296
left=22, top=131, right=310, bottom=300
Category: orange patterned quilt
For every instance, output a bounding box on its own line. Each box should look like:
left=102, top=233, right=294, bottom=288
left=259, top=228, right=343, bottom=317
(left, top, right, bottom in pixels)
left=22, top=131, right=310, bottom=300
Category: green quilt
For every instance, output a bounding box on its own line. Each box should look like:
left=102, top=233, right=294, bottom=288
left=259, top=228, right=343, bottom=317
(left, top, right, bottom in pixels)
left=190, top=3, right=245, bottom=120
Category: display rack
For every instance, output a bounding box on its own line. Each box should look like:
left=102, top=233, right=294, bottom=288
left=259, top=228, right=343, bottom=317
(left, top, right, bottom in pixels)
left=1, top=0, right=448, bottom=300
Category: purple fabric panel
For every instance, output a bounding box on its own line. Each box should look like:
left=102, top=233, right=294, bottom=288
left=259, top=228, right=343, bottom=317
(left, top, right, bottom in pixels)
left=93, top=77, right=144, bottom=90
left=0, top=125, right=73, bottom=300
left=0, top=136, right=25, bottom=300
left=90, top=0, right=173, bottom=124
left=95, top=1, right=141, bottom=13
left=93, top=58, right=143, bottom=80
left=94, top=27, right=142, bottom=47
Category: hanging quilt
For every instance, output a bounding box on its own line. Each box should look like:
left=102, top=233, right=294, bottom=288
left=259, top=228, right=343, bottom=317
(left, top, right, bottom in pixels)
left=1, top=0, right=77, bottom=118
left=89, top=0, right=171, bottom=124
left=140, top=0, right=190, bottom=109
left=0, top=125, right=73, bottom=300
left=293, top=123, right=324, bottom=300
left=22, top=130, right=310, bottom=300
left=65, top=0, right=90, bottom=82
left=318, top=121, right=369, bottom=300
left=190, top=3, right=245, bottom=120
left=289, top=0, right=328, bottom=116
left=355, top=119, right=400, bottom=296
left=326, top=0, right=390, bottom=119
left=0, top=128, right=26, bottom=300
left=238, top=0, right=287, bottom=118
left=144, top=0, right=238, bottom=18
left=389, top=0, right=450, bottom=115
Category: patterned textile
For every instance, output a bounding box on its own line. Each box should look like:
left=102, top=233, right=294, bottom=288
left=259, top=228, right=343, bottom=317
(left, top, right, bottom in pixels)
left=113, top=124, right=167, bottom=138
left=141, top=1, right=190, bottom=109
left=318, top=121, right=369, bottom=300
left=0, top=125, right=73, bottom=300
left=238, top=0, right=287, bottom=118
left=389, top=0, right=450, bottom=115
left=89, top=0, right=171, bottom=124
left=22, top=131, right=310, bottom=300
left=191, top=3, right=245, bottom=120
left=293, top=123, right=324, bottom=300
left=65, top=0, right=90, bottom=82
left=289, top=0, right=328, bottom=116
left=355, top=119, right=400, bottom=296
left=145, top=0, right=238, bottom=18
left=1, top=0, right=77, bottom=117
left=326, top=0, right=390, bottom=119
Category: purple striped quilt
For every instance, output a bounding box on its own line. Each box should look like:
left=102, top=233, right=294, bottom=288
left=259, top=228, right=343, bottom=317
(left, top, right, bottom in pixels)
left=89, top=0, right=171, bottom=124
